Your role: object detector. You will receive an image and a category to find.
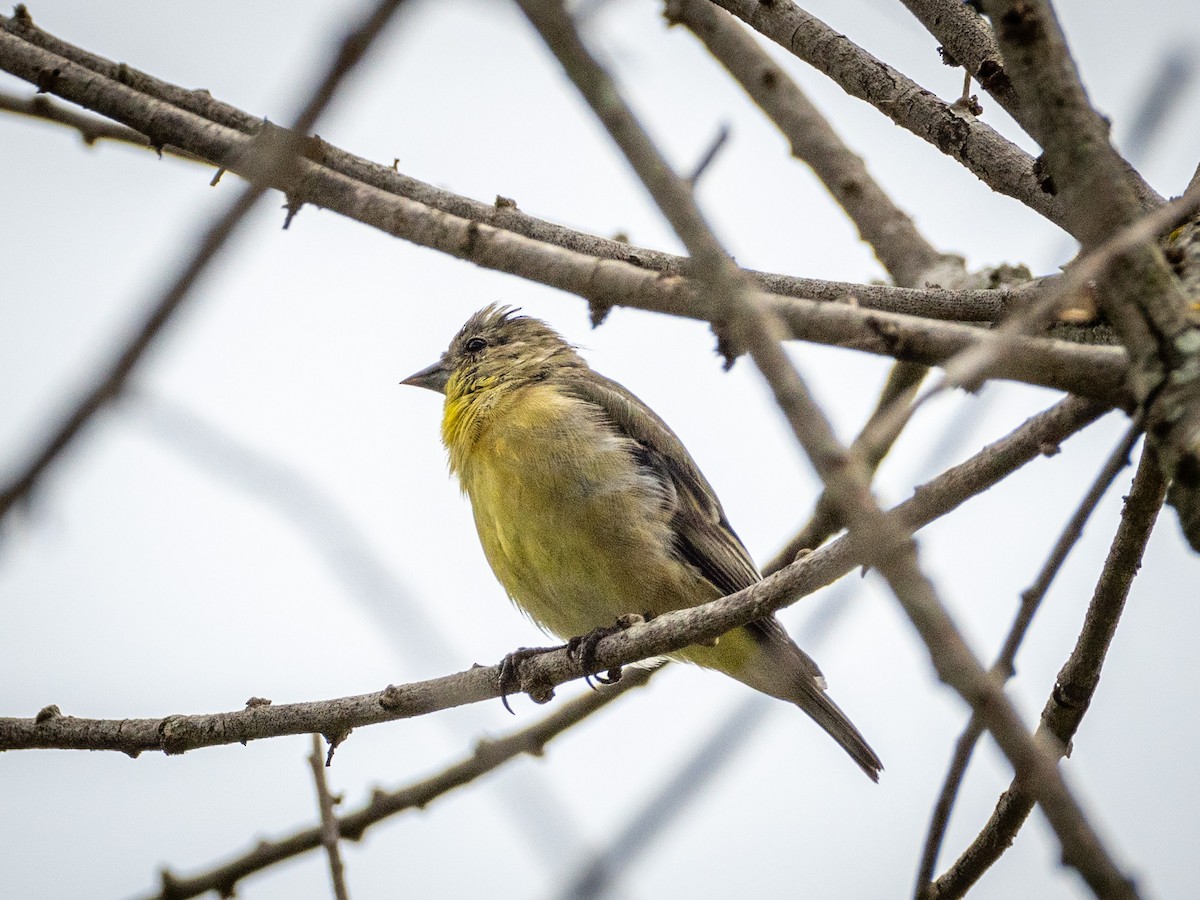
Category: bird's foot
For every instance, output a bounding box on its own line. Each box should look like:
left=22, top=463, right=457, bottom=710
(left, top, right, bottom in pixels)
left=568, top=614, right=647, bottom=688
left=497, top=645, right=561, bottom=714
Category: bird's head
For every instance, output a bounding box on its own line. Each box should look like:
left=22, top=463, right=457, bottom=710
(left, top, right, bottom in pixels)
left=401, top=304, right=583, bottom=399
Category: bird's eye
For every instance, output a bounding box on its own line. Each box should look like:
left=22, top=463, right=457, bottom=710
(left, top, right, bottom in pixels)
left=465, top=337, right=488, bottom=353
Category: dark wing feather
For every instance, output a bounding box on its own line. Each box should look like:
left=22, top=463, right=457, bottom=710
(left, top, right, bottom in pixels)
left=558, top=372, right=760, bottom=596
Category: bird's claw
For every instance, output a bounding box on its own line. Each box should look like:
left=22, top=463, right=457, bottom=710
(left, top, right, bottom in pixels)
left=568, top=614, right=646, bottom=687
left=497, top=646, right=560, bottom=713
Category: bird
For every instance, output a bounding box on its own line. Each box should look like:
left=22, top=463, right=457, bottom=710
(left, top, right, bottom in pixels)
left=402, top=304, right=882, bottom=780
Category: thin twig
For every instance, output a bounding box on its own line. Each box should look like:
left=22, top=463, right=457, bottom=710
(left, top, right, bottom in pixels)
left=0, top=88, right=205, bottom=161
left=914, top=421, right=1143, bottom=898
left=512, top=4, right=1135, bottom=896
left=308, top=735, right=351, bottom=900
left=929, top=445, right=1168, bottom=900
left=147, top=667, right=657, bottom=900
left=0, top=397, right=1107, bottom=756
left=685, top=122, right=730, bottom=184
left=0, top=0, right=412, bottom=522
left=898, top=0, right=1021, bottom=119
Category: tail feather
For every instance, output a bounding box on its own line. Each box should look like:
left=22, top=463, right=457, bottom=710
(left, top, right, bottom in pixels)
left=793, top=679, right=883, bottom=782
left=673, top=617, right=882, bottom=779
left=740, top=617, right=883, bottom=781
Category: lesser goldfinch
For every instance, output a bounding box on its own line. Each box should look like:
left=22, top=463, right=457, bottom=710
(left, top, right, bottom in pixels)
left=403, top=305, right=881, bottom=780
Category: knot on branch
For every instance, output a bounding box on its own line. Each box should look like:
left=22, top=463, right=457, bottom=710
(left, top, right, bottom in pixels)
left=157, top=714, right=192, bottom=755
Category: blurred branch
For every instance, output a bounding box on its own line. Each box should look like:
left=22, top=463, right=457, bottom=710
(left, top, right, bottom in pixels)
left=670, top=0, right=970, bottom=554
left=914, top=422, right=1143, bottom=898
left=0, top=395, right=1106, bottom=756
left=667, top=0, right=963, bottom=288
left=513, top=3, right=1134, bottom=895
left=766, top=360, right=926, bottom=566
left=857, top=180, right=1200, bottom=496
left=929, top=445, right=1168, bottom=900
left=308, top=735, right=351, bottom=900
left=707, top=0, right=1068, bottom=232
left=1116, top=45, right=1197, bottom=168
left=0, top=88, right=205, bottom=162
left=147, top=667, right=657, bottom=900
left=564, top=696, right=772, bottom=900
left=558, top=587, right=853, bottom=900
left=0, top=0, right=412, bottom=523
left=129, top=393, right=462, bottom=669
left=979, top=0, right=1200, bottom=552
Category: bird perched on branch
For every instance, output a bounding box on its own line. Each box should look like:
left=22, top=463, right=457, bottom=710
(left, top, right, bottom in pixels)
left=403, top=304, right=881, bottom=780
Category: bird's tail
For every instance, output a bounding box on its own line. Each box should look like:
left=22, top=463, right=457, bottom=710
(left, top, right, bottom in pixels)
left=678, top=618, right=882, bottom=781
left=790, top=677, right=883, bottom=782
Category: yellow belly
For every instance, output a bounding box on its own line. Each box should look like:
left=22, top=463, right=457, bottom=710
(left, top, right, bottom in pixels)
left=447, top=383, right=711, bottom=639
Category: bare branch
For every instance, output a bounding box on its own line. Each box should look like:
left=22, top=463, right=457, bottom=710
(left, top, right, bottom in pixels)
left=146, top=668, right=657, bottom=900
left=667, top=0, right=962, bottom=288
left=308, top=735, right=351, bottom=900
left=0, top=88, right=204, bottom=162
left=512, top=3, right=1136, bottom=895
left=862, top=181, right=1200, bottom=488
left=0, top=11, right=1016, bottom=322
left=914, top=421, right=1143, bottom=898
left=897, top=0, right=1162, bottom=210
left=979, top=0, right=1200, bottom=552
left=0, top=0, right=413, bottom=521
left=0, top=395, right=1106, bottom=756
left=0, top=21, right=1132, bottom=410
left=929, top=445, right=1168, bottom=899
left=707, top=0, right=1067, bottom=231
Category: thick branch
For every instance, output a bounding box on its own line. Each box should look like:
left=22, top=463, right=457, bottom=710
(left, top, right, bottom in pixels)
left=980, top=0, right=1200, bottom=552
left=708, top=0, right=1068, bottom=232
left=897, top=0, right=1160, bottom=210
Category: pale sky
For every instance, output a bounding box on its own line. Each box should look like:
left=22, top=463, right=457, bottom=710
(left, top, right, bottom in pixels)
left=2, top=2, right=1198, bottom=898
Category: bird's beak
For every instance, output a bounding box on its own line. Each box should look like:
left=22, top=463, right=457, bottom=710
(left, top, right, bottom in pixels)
left=401, top=360, right=451, bottom=394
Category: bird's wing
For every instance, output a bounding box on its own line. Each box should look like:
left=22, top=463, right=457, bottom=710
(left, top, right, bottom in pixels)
left=559, top=372, right=760, bottom=597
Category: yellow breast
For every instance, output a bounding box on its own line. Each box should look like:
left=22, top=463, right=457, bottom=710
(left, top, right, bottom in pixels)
left=441, top=380, right=704, bottom=638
